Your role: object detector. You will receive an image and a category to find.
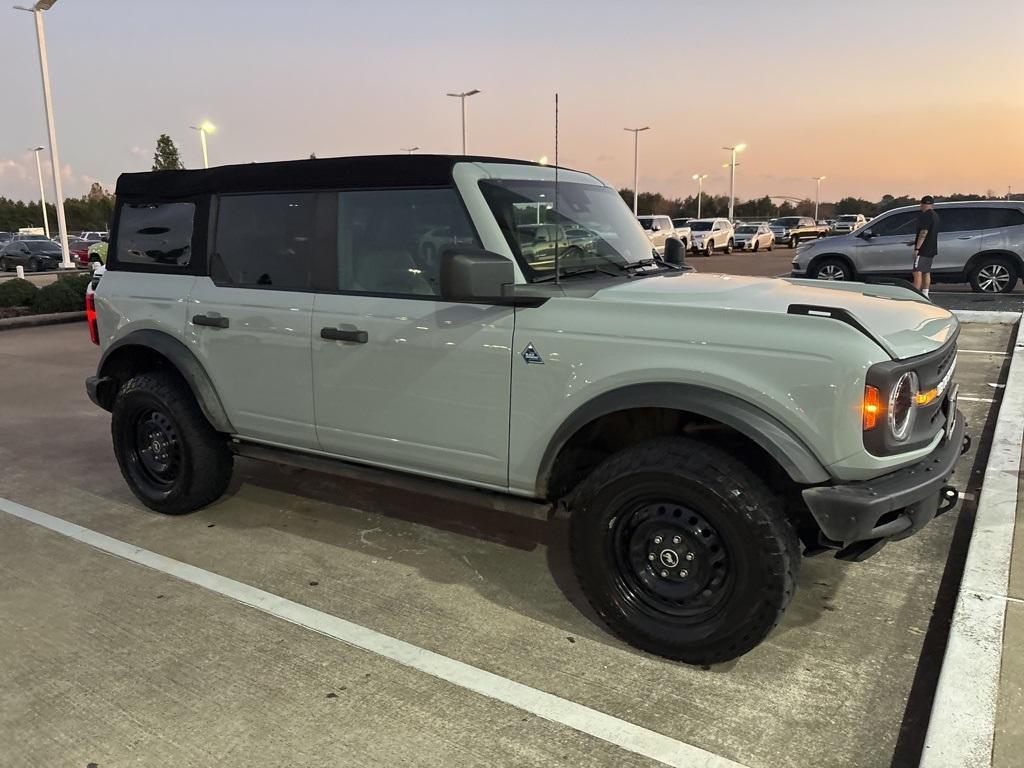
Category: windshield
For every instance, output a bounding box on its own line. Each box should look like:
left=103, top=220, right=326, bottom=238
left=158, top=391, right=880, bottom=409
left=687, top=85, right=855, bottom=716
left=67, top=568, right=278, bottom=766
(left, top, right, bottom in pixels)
left=479, top=179, right=653, bottom=279
left=775, top=218, right=800, bottom=226
left=838, top=215, right=859, bottom=222
left=689, top=221, right=713, bottom=231
left=736, top=225, right=758, bottom=234
left=637, top=218, right=655, bottom=230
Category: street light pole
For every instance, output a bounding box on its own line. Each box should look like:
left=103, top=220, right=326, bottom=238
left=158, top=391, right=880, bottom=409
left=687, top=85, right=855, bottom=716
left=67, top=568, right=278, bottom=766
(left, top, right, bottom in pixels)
left=29, top=146, right=50, bottom=237
left=812, top=176, right=827, bottom=221
left=722, top=143, right=747, bottom=222
left=624, top=127, right=650, bottom=215
left=16, top=0, right=71, bottom=268
left=692, top=173, right=708, bottom=219
left=446, top=90, right=480, bottom=154
left=190, top=121, right=216, bottom=169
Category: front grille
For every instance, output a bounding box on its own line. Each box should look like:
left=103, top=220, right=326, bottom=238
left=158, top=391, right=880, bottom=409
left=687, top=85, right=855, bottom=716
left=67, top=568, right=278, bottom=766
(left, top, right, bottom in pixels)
left=935, top=344, right=956, bottom=382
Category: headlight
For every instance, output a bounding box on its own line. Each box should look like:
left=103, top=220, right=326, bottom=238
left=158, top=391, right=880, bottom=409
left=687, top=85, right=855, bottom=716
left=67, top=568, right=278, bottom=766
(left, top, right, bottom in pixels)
left=888, top=372, right=917, bottom=441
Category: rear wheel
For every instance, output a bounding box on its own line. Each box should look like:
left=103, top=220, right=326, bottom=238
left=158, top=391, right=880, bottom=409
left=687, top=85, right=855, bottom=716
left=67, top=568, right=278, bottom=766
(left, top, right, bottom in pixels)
left=568, top=437, right=799, bottom=664
left=969, top=257, right=1018, bottom=294
left=810, top=257, right=851, bottom=281
left=111, top=370, right=233, bottom=515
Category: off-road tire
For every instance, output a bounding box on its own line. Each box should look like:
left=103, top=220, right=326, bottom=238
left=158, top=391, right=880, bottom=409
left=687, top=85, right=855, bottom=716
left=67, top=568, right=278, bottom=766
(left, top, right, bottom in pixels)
left=567, top=436, right=799, bottom=665
left=111, top=370, right=233, bottom=515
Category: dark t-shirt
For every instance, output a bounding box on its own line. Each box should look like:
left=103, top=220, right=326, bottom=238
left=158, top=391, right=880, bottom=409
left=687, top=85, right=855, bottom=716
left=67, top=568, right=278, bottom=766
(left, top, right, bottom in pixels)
left=916, top=209, right=940, bottom=258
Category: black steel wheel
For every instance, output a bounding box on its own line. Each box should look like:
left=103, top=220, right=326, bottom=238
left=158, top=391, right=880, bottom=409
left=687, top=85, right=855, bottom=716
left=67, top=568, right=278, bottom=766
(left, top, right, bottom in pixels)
left=568, top=437, right=799, bottom=664
left=112, top=370, right=232, bottom=514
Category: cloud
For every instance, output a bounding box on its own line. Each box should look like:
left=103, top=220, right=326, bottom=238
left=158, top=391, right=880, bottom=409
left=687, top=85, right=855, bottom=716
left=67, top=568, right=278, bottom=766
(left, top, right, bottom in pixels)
left=0, top=156, right=104, bottom=201
left=130, top=146, right=146, bottom=158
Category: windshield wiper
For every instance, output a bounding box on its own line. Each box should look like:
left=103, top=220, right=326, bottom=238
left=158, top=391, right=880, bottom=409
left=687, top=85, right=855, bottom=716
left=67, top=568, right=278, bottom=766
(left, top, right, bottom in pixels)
left=534, top=263, right=623, bottom=283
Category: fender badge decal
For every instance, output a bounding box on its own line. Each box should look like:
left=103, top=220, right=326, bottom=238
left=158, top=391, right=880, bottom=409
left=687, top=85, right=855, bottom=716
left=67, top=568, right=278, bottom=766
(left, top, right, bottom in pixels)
left=521, top=343, right=544, bottom=365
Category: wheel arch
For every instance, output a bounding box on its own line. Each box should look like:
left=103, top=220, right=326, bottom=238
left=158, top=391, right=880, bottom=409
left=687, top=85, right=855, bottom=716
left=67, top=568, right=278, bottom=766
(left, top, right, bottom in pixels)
left=95, top=330, right=234, bottom=433
left=965, top=249, right=1023, bottom=276
left=536, top=383, right=831, bottom=500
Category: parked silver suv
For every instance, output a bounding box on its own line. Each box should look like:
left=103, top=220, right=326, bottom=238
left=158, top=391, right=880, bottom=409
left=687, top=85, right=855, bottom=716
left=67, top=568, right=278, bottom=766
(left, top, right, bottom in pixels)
left=85, top=154, right=967, bottom=665
left=792, top=201, right=1024, bottom=293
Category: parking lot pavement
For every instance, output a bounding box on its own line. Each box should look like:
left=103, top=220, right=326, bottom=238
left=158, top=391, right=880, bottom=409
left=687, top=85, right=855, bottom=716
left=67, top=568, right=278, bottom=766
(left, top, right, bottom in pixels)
left=693, top=247, right=1024, bottom=312
left=0, top=322, right=1015, bottom=768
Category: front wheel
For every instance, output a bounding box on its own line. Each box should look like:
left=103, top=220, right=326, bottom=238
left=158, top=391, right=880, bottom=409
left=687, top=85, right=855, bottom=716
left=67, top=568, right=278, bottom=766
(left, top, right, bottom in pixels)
left=810, top=257, right=851, bottom=281
left=767, top=241, right=774, bottom=251
left=724, top=238, right=734, bottom=255
left=969, top=257, right=1018, bottom=293
left=789, top=236, right=798, bottom=249
left=111, top=370, right=233, bottom=515
left=568, top=437, right=799, bottom=664
left=703, top=241, right=714, bottom=257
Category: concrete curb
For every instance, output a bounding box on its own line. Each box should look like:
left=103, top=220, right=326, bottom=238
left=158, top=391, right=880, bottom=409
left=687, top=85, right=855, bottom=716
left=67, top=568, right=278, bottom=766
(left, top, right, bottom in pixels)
left=953, top=310, right=1023, bottom=325
left=921, top=311, right=1024, bottom=767
left=0, top=311, right=85, bottom=331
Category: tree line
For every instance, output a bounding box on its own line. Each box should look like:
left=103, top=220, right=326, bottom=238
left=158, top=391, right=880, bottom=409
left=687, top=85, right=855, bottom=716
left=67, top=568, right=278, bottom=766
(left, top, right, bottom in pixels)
left=0, top=189, right=114, bottom=234
left=619, top=189, right=1023, bottom=220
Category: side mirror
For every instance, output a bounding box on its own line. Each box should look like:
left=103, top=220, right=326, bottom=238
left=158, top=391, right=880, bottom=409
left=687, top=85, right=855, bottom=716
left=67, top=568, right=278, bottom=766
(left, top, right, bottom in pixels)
left=664, top=237, right=687, bottom=266
left=440, top=248, right=515, bottom=303
left=859, top=229, right=874, bottom=239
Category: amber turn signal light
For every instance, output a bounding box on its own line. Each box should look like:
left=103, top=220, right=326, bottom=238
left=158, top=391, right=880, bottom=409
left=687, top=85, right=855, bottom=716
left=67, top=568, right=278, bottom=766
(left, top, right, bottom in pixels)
left=863, top=385, right=881, bottom=430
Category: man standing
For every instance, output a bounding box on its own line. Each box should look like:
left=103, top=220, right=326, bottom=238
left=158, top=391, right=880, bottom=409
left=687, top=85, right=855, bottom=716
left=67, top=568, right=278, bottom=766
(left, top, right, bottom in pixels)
left=912, top=195, right=940, bottom=298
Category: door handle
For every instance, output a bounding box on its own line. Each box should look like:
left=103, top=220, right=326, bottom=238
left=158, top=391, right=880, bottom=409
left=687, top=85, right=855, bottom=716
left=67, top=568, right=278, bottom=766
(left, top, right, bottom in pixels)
left=321, top=327, right=368, bottom=343
left=957, top=236, right=974, bottom=240
left=192, top=314, right=229, bottom=329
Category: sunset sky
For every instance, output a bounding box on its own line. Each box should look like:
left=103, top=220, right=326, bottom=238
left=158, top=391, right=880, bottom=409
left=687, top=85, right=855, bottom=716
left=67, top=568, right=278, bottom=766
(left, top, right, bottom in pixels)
left=3, top=0, right=1022, bottom=205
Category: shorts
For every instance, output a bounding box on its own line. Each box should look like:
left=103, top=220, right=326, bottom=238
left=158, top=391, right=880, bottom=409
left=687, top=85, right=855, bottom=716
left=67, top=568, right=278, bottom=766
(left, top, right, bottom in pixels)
left=913, top=253, right=934, bottom=273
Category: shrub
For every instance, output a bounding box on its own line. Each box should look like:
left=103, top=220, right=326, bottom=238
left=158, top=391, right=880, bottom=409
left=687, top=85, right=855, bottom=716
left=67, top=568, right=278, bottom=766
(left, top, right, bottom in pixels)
left=0, top=278, right=39, bottom=309
left=31, top=280, right=85, bottom=314
left=57, top=272, right=94, bottom=296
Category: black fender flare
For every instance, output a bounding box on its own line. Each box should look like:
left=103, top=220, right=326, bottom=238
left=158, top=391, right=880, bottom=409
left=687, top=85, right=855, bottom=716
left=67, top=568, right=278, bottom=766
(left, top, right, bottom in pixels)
left=536, top=383, right=831, bottom=495
left=96, top=329, right=234, bottom=433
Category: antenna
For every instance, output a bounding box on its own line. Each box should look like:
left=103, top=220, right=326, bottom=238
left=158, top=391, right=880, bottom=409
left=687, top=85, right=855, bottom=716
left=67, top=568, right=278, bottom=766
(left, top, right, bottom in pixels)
left=554, top=92, right=560, bottom=286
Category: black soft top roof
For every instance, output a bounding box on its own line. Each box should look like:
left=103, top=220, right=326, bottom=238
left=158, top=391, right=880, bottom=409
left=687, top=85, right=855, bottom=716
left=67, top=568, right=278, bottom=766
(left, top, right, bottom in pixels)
left=115, top=154, right=543, bottom=198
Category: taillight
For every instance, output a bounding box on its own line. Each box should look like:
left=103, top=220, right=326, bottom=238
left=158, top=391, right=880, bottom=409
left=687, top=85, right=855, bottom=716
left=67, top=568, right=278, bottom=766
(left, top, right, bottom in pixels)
left=85, top=292, right=99, bottom=345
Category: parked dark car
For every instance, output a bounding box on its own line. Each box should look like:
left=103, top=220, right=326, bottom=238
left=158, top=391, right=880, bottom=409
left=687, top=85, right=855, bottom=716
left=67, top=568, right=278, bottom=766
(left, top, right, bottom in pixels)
left=0, top=240, right=64, bottom=271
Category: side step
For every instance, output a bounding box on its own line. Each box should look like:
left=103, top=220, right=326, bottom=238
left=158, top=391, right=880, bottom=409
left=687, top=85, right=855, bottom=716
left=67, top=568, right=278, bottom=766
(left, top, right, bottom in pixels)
left=231, top=440, right=554, bottom=521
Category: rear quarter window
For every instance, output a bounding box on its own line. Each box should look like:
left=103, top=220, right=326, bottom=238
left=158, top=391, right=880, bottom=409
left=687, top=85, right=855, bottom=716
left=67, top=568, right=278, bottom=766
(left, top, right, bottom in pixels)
left=116, top=202, right=195, bottom=267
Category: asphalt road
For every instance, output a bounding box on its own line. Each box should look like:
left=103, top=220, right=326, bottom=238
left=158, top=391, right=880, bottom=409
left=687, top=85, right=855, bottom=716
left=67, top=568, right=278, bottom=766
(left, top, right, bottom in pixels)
left=688, top=245, right=1024, bottom=312
left=0, top=322, right=1014, bottom=768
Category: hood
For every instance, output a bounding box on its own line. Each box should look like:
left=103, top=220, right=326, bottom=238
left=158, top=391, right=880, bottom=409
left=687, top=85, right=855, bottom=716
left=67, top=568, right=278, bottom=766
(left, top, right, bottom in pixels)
left=593, top=272, right=956, bottom=360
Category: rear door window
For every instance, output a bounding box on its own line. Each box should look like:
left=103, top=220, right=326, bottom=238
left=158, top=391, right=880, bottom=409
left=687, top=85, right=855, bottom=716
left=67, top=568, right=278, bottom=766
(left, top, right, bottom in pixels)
left=982, top=207, right=1024, bottom=229
left=937, top=207, right=987, bottom=233
left=212, top=192, right=319, bottom=290
left=116, top=202, right=195, bottom=266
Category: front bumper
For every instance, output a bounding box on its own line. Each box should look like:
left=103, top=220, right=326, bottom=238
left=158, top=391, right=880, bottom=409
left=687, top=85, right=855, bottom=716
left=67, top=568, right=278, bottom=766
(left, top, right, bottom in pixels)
left=802, top=410, right=968, bottom=560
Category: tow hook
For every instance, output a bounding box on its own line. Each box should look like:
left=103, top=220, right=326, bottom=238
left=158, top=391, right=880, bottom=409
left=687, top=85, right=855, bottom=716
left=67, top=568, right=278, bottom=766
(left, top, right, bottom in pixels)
left=937, top=486, right=960, bottom=516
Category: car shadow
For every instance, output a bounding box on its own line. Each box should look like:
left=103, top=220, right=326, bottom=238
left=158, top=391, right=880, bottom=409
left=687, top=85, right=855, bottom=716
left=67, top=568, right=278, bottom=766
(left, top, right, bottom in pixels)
left=208, top=456, right=839, bottom=666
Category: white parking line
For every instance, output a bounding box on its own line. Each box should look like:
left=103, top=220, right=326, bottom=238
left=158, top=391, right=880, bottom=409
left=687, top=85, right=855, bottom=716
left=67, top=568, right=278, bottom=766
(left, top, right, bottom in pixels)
left=0, top=497, right=746, bottom=768
left=922, top=312, right=1024, bottom=768
left=958, top=350, right=1009, bottom=356
left=959, top=396, right=997, bottom=403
